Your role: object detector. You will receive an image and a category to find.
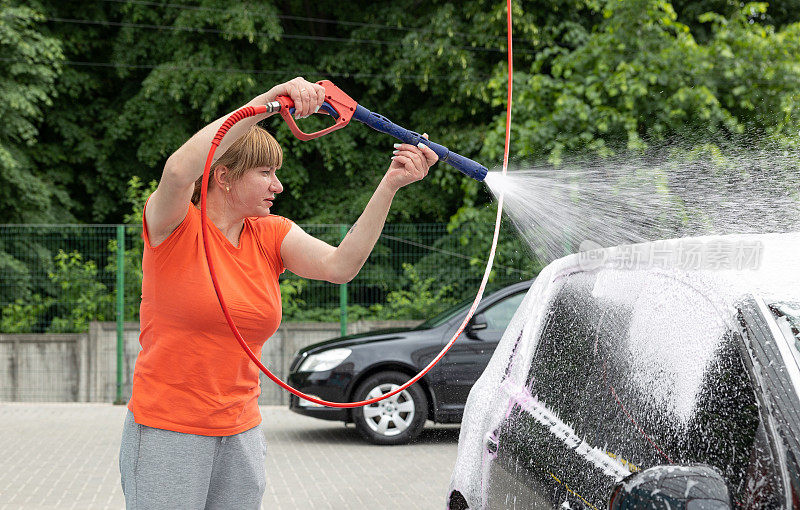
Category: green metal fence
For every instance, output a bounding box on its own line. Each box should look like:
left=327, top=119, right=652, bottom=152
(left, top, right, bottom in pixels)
left=0, top=222, right=537, bottom=402
left=0, top=223, right=536, bottom=335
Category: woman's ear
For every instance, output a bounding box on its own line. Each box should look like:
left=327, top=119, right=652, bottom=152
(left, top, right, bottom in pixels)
left=213, top=165, right=230, bottom=191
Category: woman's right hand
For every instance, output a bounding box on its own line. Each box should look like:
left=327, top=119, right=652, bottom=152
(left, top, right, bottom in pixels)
left=264, top=77, right=326, bottom=119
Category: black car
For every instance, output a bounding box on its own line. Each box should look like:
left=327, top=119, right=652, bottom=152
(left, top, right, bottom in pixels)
left=287, top=279, right=534, bottom=445
left=448, top=233, right=800, bottom=509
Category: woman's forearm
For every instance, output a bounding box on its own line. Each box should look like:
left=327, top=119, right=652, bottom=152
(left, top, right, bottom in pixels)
left=163, top=92, right=275, bottom=186
left=163, top=78, right=326, bottom=187
left=328, top=177, right=398, bottom=283
left=325, top=138, right=438, bottom=283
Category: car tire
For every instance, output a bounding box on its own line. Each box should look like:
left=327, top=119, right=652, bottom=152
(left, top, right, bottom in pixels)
left=352, top=371, right=428, bottom=445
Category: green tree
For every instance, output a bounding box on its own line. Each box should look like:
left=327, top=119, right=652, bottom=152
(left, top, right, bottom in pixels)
left=489, top=1, right=800, bottom=162
left=26, top=0, right=523, bottom=224
left=8, top=0, right=800, bottom=224
left=0, top=2, right=65, bottom=223
left=0, top=2, right=65, bottom=314
left=3, top=0, right=799, bottom=329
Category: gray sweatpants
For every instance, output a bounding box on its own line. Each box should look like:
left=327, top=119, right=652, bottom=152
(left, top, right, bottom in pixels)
left=119, top=411, right=267, bottom=510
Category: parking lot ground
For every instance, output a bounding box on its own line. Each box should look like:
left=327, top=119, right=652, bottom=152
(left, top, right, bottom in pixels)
left=0, top=403, right=459, bottom=510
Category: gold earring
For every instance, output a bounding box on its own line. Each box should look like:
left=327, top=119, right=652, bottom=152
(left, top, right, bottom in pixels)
left=226, top=186, right=230, bottom=192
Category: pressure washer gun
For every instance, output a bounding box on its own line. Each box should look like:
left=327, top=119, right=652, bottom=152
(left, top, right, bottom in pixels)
left=265, top=80, right=488, bottom=181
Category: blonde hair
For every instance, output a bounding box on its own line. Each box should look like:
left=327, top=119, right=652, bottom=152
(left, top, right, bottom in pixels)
left=191, top=125, right=283, bottom=205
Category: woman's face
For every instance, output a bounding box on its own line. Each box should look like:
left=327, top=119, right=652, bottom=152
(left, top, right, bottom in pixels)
left=230, top=166, right=283, bottom=217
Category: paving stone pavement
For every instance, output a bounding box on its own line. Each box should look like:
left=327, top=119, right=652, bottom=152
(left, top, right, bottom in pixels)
left=0, top=403, right=460, bottom=510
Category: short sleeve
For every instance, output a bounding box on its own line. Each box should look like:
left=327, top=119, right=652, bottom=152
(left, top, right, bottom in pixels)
left=141, top=195, right=193, bottom=251
left=252, top=215, right=295, bottom=274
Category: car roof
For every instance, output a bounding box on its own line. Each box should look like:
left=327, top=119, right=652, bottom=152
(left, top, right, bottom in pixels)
left=548, top=232, right=800, bottom=305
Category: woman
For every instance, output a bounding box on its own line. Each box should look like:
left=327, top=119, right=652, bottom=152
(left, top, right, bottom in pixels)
left=119, top=77, right=438, bottom=509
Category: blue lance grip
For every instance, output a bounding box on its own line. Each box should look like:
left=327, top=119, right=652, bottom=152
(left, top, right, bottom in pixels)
left=351, top=105, right=487, bottom=181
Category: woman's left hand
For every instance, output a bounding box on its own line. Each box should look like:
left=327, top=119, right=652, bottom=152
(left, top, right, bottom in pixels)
left=384, top=133, right=439, bottom=191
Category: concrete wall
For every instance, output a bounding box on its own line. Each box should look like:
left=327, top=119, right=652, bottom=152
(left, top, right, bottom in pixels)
left=0, top=320, right=421, bottom=405
left=0, top=334, right=84, bottom=401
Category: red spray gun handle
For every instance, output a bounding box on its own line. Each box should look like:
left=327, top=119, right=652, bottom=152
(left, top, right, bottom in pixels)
left=273, top=80, right=357, bottom=140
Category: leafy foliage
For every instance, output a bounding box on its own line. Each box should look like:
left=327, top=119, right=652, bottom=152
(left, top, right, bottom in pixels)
left=1, top=0, right=799, bottom=331
left=47, top=250, right=113, bottom=333
left=0, top=2, right=65, bottom=222
left=3, top=0, right=798, bottom=223
left=0, top=293, right=50, bottom=333
left=372, top=263, right=456, bottom=320
left=494, top=1, right=800, bottom=163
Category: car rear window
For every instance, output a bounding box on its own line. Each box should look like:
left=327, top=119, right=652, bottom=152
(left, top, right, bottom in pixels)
left=521, top=270, right=782, bottom=507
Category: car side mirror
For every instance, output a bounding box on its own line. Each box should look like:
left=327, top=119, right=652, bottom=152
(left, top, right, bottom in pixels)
left=466, top=314, right=488, bottom=339
left=609, top=464, right=731, bottom=510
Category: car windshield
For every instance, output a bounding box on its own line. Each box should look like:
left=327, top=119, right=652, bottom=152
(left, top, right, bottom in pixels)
left=768, top=300, right=800, bottom=357
left=415, top=296, right=474, bottom=329
left=414, top=282, right=531, bottom=330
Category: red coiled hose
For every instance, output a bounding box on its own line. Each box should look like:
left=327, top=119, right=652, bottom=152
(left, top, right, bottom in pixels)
left=200, top=1, right=513, bottom=408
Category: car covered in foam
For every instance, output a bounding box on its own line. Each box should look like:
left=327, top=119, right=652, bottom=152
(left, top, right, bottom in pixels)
left=448, top=232, right=800, bottom=509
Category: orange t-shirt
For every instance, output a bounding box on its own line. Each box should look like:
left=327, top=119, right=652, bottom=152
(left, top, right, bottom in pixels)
left=128, top=201, right=293, bottom=436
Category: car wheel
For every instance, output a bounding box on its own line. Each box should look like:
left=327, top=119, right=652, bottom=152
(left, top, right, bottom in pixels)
left=352, top=371, right=428, bottom=445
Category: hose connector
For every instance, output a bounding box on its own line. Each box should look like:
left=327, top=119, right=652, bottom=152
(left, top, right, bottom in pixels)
left=265, top=101, right=281, bottom=114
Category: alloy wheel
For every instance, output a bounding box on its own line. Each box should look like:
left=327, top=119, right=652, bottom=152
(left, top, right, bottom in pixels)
left=362, top=383, right=416, bottom=437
